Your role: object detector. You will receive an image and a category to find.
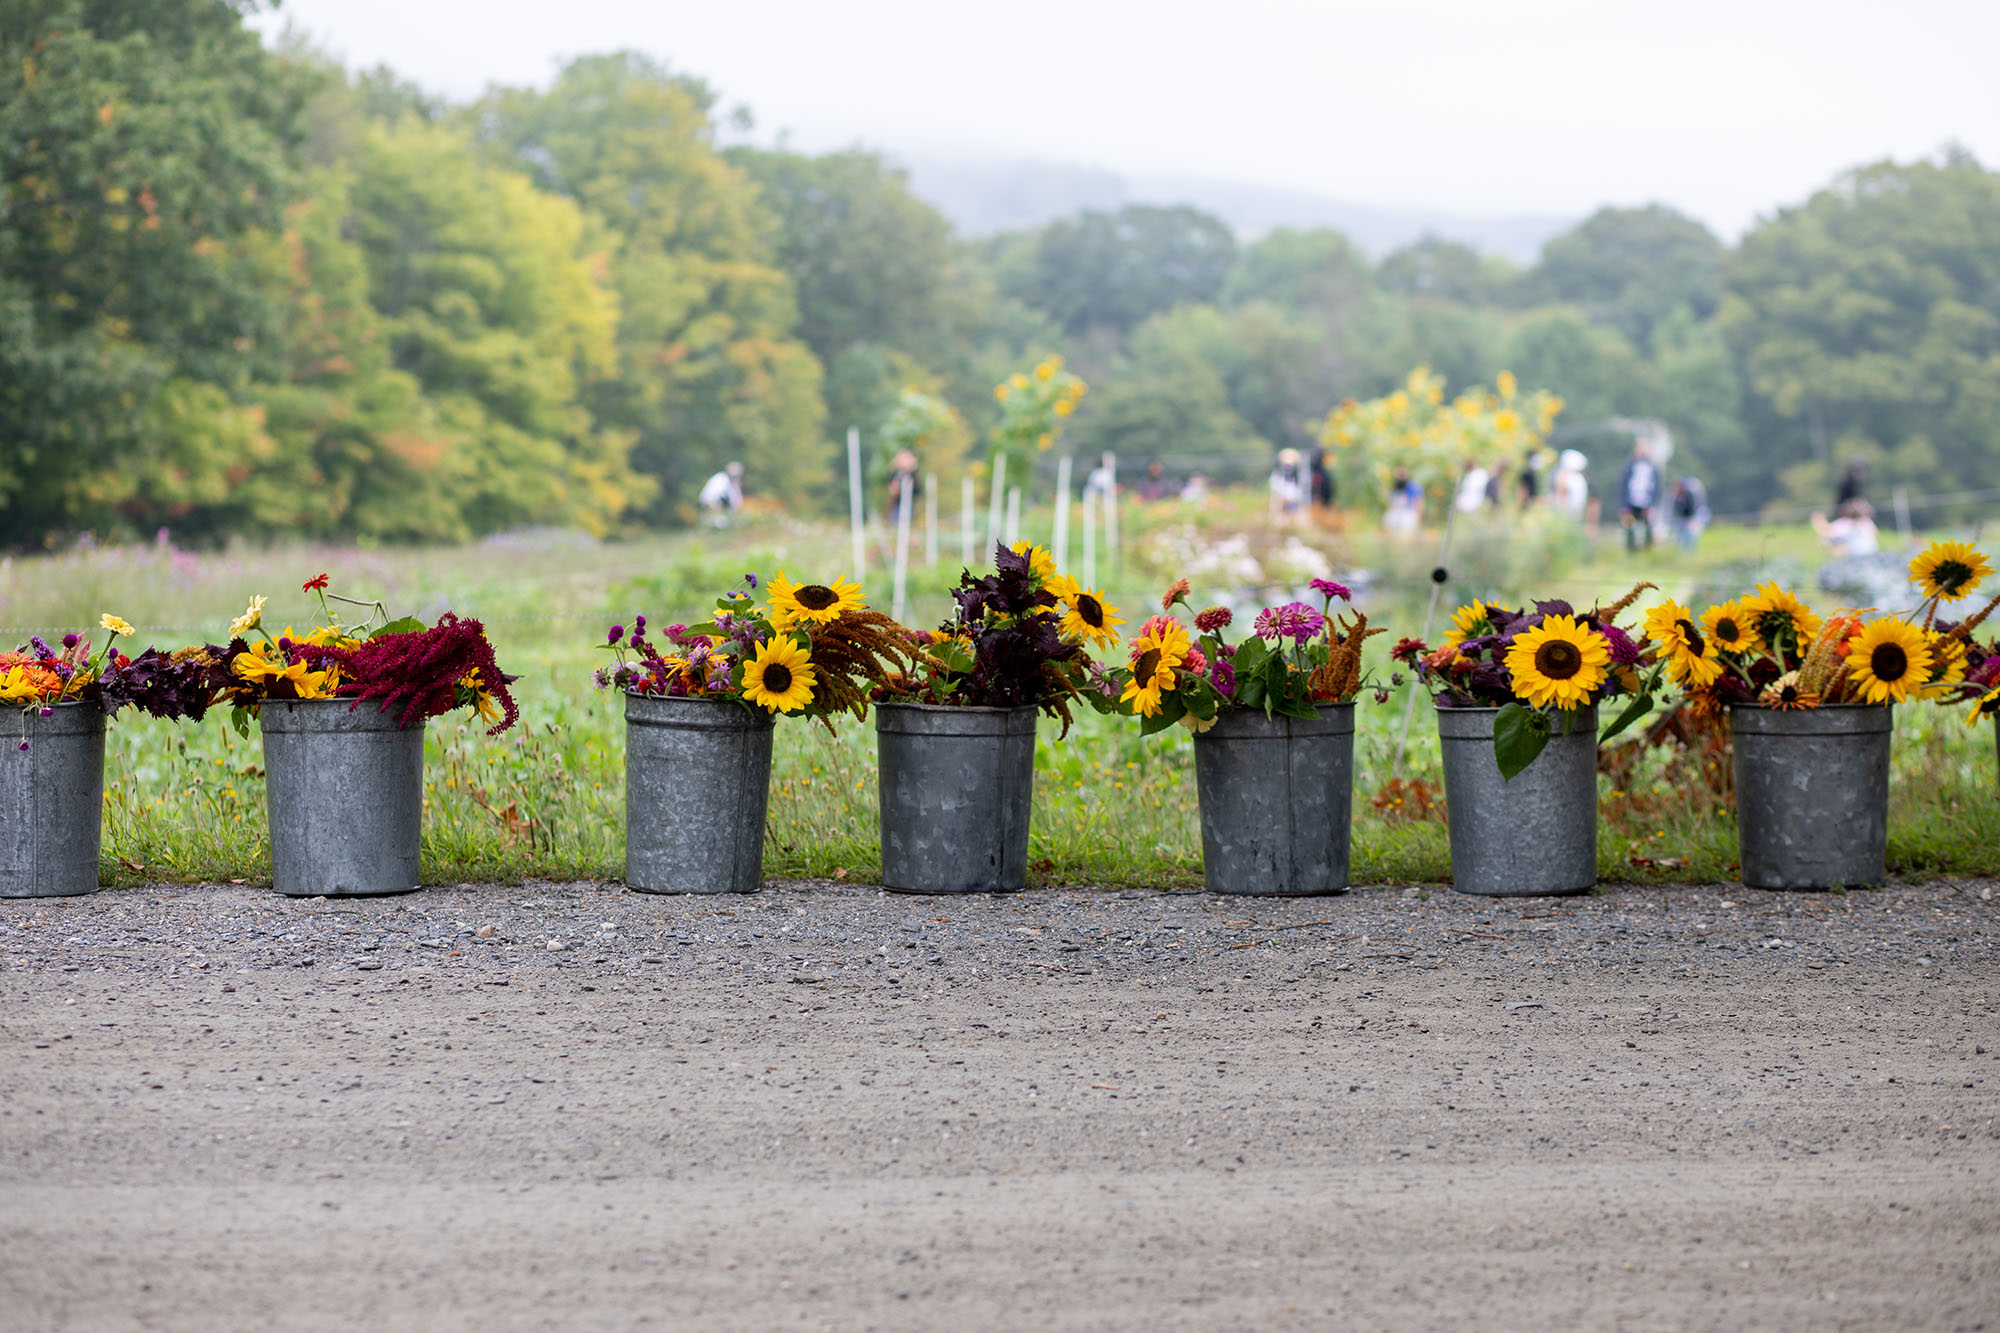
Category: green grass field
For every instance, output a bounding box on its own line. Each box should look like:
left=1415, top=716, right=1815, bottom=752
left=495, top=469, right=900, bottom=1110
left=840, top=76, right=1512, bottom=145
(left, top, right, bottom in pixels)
left=6, top=497, right=1996, bottom=889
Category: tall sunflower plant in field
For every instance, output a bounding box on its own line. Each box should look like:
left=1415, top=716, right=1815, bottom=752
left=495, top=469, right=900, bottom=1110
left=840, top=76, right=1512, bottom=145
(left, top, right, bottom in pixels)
left=1317, top=366, right=1563, bottom=513
left=1643, top=540, right=2000, bottom=724
left=1392, top=583, right=1658, bottom=780
left=1093, top=578, right=1384, bottom=737
left=212, top=576, right=520, bottom=736
left=882, top=541, right=1122, bottom=735
left=988, top=356, right=1087, bottom=481
left=595, top=573, right=921, bottom=731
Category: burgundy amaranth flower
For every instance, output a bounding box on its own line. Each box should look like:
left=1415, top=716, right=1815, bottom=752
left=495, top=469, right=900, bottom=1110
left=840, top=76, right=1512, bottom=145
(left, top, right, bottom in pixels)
left=1310, top=578, right=1352, bottom=602
left=1253, top=601, right=1324, bottom=643
left=1194, top=605, right=1232, bottom=633
left=1599, top=623, right=1642, bottom=666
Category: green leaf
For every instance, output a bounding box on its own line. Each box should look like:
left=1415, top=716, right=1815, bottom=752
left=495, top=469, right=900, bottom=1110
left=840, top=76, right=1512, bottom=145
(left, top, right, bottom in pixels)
left=370, top=616, right=425, bottom=640
left=1598, top=690, right=1656, bottom=745
left=1493, top=702, right=1552, bottom=782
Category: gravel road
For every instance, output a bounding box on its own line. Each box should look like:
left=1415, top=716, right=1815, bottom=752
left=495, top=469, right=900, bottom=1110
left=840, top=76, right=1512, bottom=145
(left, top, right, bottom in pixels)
left=4, top=878, right=1998, bottom=1331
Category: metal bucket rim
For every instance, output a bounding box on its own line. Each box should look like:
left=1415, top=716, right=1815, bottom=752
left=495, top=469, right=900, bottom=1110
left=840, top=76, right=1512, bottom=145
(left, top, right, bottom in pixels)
left=258, top=696, right=422, bottom=733
left=7, top=698, right=105, bottom=735
left=624, top=690, right=777, bottom=731
left=1202, top=699, right=1356, bottom=739
left=874, top=700, right=1038, bottom=736
left=1729, top=701, right=1892, bottom=735
left=1435, top=701, right=1598, bottom=740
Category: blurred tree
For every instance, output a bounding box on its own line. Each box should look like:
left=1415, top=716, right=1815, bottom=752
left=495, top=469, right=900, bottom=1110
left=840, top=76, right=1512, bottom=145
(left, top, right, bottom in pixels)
left=472, top=53, right=826, bottom=518
left=1222, top=227, right=1371, bottom=316
left=0, top=0, right=313, bottom=540
left=1504, top=307, right=1653, bottom=427
left=1376, top=237, right=1515, bottom=307
left=1008, top=204, right=1236, bottom=335
left=1350, top=295, right=1505, bottom=399
left=1524, top=204, right=1726, bottom=349
left=1720, top=155, right=2000, bottom=513
left=1128, top=302, right=1336, bottom=453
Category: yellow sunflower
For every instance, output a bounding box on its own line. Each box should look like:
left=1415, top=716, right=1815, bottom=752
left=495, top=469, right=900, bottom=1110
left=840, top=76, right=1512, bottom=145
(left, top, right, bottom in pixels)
left=1744, top=583, right=1822, bottom=650
left=1761, top=671, right=1818, bottom=711
left=1642, top=599, right=1722, bottom=688
left=227, top=596, right=266, bottom=638
left=1119, top=619, right=1191, bottom=717
left=1009, top=540, right=1056, bottom=584
left=1908, top=539, right=1992, bottom=602
left=459, top=668, right=506, bottom=726
left=231, top=649, right=338, bottom=699
left=1843, top=617, right=1931, bottom=705
left=767, top=573, right=865, bottom=628
left=740, top=635, right=817, bottom=713
left=1700, top=599, right=1761, bottom=655
left=1922, top=630, right=1967, bottom=693
left=1505, top=614, right=1610, bottom=711
left=1053, top=580, right=1124, bottom=650
left=1967, top=682, right=2000, bottom=729
left=1440, top=600, right=1497, bottom=648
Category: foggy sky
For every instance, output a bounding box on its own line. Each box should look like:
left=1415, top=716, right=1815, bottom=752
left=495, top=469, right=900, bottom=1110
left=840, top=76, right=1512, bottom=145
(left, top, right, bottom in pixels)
left=255, top=0, right=2000, bottom=240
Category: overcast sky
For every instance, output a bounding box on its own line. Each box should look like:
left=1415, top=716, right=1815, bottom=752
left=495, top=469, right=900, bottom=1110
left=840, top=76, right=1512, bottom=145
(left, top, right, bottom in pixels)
left=255, top=0, right=2000, bottom=240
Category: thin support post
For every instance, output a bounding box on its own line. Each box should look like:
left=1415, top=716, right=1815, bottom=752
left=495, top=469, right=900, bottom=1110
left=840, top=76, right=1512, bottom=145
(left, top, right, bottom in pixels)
left=891, top=474, right=914, bottom=623
left=1103, top=452, right=1119, bottom=571
left=1081, top=489, right=1098, bottom=590
left=1005, top=487, right=1021, bottom=547
left=1052, top=455, right=1073, bottom=571
left=924, top=473, right=939, bottom=568
left=960, top=475, right=975, bottom=568
left=985, top=454, right=1007, bottom=563
left=846, top=426, right=866, bottom=581
left=1393, top=503, right=1459, bottom=774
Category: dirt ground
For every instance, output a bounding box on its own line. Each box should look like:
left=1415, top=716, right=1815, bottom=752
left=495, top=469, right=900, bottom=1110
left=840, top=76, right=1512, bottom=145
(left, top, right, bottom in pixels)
left=3, top=877, right=1997, bottom=1331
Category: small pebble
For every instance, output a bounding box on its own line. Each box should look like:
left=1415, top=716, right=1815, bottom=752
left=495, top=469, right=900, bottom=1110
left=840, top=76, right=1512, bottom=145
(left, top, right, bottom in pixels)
left=546, top=940, right=564, bottom=952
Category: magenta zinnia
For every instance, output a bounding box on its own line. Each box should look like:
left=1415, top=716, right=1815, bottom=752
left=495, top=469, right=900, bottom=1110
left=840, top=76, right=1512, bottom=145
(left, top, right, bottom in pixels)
left=1252, top=601, right=1323, bottom=643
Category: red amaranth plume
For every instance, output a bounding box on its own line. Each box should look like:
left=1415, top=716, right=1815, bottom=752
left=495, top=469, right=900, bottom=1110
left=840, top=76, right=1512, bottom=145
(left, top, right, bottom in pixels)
left=301, top=613, right=520, bottom=734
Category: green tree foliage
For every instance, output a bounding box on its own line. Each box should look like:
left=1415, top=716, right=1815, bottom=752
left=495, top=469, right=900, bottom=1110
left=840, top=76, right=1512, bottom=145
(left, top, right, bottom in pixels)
left=1525, top=204, right=1726, bottom=349
left=1008, top=204, right=1236, bottom=336
left=1222, top=227, right=1370, bottom=316
left=1721, top=157, right=2000, bottom=513
left=471, top=53, right=825, bottom=518
left=1376, top=237, right=1514, bottom=307
left=0, top=0, right=312, bottom=539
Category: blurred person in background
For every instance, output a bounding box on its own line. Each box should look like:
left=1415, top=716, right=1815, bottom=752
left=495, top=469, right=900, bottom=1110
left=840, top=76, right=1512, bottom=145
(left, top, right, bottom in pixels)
left=1669, top=475, right=1710, bottom=552
left=1516, top=448, right=1545, bottom=509
left=1836, top=459, right=1870, bottom=510
left=1269, top=448, right=1308, bottom=522
left=1384, top=467, right=1423, bottom=538
left=699, top=461, right=744, bottom=528
left=1551, top=449, right=1591, bottom=522
left=1180, top=471, right=1212, bottom=506
left=1136, top=459, right=1173, bottom=501
left=1618, top=441, right=1660, bottom=552
left=884, top=448, right=919, bottom=518
left=1455, top=458, right=1493, bottom=514
left=1309, top=444, right=1335, bottom=511
left=1813, top=498, right=1880, bottom=556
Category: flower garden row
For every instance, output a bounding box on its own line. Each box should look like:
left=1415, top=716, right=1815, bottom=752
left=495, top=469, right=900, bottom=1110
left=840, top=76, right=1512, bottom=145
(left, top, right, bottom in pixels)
left=5, top=542, right=1999, bottom=900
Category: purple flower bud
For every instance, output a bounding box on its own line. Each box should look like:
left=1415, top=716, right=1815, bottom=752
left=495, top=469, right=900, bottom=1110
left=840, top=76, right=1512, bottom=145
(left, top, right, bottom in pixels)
left=39, top=706, right=53, bottom=717
left=632, top=615, right=646, bottom=635
left=61, top=633, right=80, bottom=649
left=607, top=624, right=625, bottom=645
left=16, top=742, right=26, bottom=752
left=743, top=572, right=759, bottom=589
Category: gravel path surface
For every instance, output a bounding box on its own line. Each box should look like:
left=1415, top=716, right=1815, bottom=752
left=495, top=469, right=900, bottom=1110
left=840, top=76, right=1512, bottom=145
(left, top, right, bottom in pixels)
left=4, top=878, right=1999, bottom=1331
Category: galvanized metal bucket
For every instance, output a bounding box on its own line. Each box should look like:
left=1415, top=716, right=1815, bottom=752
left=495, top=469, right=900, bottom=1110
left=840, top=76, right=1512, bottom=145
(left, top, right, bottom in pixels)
left=624, top=693, right=775, bottom=895
left=261, top=698, right=424, bottom=897
left=1731, top=703, right=1891, bottom=889
left=876, top=702, right=1035, bottom=894
left=1193, top=701, right=1354, bottom=895
left=1, top=701, right=105, bottom=898
left=1437, top=703, right=1598, bottom=896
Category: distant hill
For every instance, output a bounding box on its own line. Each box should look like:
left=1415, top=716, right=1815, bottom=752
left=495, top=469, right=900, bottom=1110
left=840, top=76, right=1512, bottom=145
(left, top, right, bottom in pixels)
left=897, top=155, right=1574, bottom=263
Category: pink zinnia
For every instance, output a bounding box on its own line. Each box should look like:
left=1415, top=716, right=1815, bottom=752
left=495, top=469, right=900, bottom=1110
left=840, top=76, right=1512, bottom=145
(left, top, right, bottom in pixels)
left=1252, top=601, right=1324, bottom=643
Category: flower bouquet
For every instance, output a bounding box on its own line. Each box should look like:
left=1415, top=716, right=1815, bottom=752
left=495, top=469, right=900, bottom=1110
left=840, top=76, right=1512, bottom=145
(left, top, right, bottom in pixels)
left=1677, top=544, right=2000, bottom=889
left=598, top=572, right=921, bottom=895
left=1393, top=584, right=1653, bottom=896
left=873, top=542, right=1122, bottom=893
left=1107, top=578, right=1380, bottom=896
left=211, top=576, right=520, bottom=897
left=4, top=616, right=228, bottom=898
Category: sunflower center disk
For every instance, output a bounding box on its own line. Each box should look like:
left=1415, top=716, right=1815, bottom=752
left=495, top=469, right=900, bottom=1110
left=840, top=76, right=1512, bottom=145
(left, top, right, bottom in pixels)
left=1934, top=561, right=1972, bottom=594
left=796, top=586, right=839, bottom=611
left=1676, top=620, right=1707, bottom=656
left=1077, top=595, right=1103, bottom=625
left=763, top=664, right=793, bottom=693
left=1871, top=644, right=1908, bottom=682
left=1535, top=641, right=1582, bottom=680
left=1134, top=649, right=1162, bottom=681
